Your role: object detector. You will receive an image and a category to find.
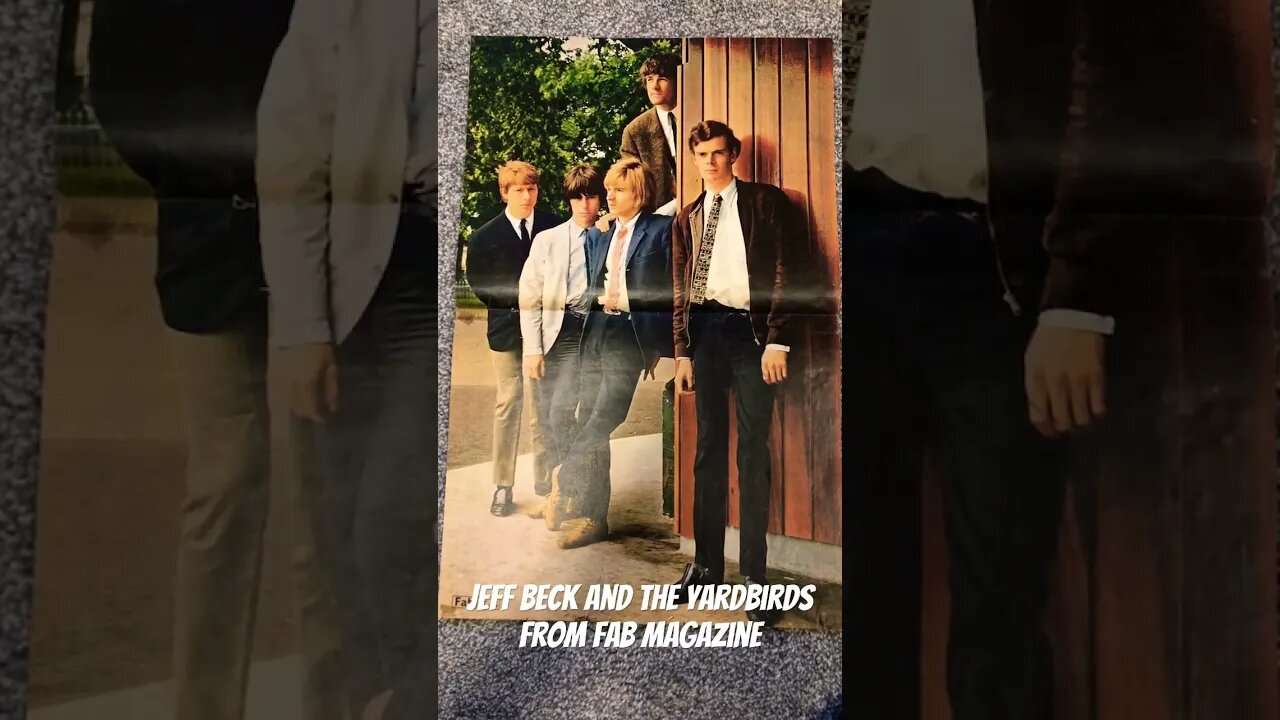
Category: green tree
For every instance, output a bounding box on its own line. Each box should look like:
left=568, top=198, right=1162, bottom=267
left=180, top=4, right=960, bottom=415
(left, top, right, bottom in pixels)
left=461, top=36, right=677, bottom=264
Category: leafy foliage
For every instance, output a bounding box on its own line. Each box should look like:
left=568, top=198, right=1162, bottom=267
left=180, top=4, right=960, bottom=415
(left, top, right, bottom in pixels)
left=462, top=36, right=677, bottom=260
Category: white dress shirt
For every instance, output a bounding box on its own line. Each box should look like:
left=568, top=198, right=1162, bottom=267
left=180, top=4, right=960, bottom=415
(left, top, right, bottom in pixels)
left=656, top=107, right=678, bottom=158
left=598, top=213, right=641, bottom=313
left=654, top=107, right=680, bottom=216
left=677, top=179, right=788, bottom=362
left=700, top=179, right=750, bottom=311
left=506, top=209, right=533, bottom=240
left=846, top=0, right=988, bottom=203
left=566, top=221, right=591, bottom=310
left=847, top=0, right=1114, bottom=335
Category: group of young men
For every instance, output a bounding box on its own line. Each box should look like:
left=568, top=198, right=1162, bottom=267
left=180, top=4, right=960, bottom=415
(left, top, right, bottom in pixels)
left=466, top=53, right=807, bottom=626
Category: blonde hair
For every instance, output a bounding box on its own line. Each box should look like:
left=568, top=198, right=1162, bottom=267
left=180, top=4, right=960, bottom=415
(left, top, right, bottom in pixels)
left=497, top=160, right=540, bottom=196
left=604, top=157, right=654, bottom=212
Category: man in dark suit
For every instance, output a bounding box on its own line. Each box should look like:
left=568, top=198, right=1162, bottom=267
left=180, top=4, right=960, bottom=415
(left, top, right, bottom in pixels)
left=620, top=53, right=680, bottom=215
left=844, top=0, right=1276, bottom=717
left=543, top=157, right=672, bottom=549
left=668, top=120, right=805, bottom=626
left=466, top=161, right=560, bottom=516
left=87, top=1, right=345, bottom=718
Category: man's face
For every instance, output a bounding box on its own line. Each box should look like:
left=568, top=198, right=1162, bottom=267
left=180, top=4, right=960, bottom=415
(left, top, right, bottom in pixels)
left=693, top=136, right=736, bottom=186
left=644, top=73, right=676, bottom=109
left=605, top=182, right=639, bottom=219
left=503, top=182, right=538, bottom=219
left=569, top=194, right=601, bottom=228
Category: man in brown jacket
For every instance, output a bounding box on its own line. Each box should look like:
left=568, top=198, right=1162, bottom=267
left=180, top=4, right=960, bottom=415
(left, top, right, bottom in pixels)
left=620, top=53, right=680, bottom=215
left=845, top=0, right=1275, bottom=718
left=668, top=120, right=808, bottom=626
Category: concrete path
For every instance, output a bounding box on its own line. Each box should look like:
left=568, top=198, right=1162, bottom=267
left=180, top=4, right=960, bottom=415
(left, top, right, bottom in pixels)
left=439, top=435, right=839, bottom=630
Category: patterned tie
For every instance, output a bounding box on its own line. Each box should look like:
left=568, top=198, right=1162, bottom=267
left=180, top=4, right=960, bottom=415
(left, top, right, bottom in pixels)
left=519, top=218, right=530, bottom=245
left=604, top=225, right=630, bottom=313
left=688, top=193, right=722, bottom=304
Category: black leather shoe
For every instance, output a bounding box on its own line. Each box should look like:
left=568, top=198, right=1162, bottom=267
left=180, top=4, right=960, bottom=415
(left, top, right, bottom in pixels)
left=745, top=577, right=782, bottom=626
left=533, top=470, right=551, bottom=497
left=672, top=563, right=718, bottom=605
left=490, top=487, right=513, bottom=517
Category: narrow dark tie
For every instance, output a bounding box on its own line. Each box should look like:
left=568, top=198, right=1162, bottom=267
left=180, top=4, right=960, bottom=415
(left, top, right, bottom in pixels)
left=666, top=112, right=679, bottom=161
left=520, top=218, right=530, bottom=245
left=689, top=193, right=722, bottom=304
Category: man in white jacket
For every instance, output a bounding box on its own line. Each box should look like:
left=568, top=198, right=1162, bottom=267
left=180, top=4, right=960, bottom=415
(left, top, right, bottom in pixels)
left=518, top=165, right=604, bottom=521
left=256, top=0, right=435, bottom=716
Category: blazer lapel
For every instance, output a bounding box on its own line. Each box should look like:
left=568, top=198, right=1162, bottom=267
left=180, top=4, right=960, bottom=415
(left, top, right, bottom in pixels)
left=654, top=110, right=676, bottom=171
left=589, top=226, right=612, bottom=289
left=737, top=182, right=756, bottom=255
left=624, top=216, right=648, bottom=269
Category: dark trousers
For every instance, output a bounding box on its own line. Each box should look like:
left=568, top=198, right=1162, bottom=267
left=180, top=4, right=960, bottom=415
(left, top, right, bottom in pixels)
left=292, top=212, right=436, bottom=717
left=845, top=169, right=1066, bottom=720
left=538, top=311, right=586, bottom=471
left=560, top=311, right=643, bottom=523
left=689, top=304, right=776, bottom=582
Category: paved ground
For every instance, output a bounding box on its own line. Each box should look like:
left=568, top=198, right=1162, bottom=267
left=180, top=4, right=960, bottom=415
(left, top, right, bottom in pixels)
left=440, top=434, right=843, bottom=632
left=445, top=310, right=675, bottom=470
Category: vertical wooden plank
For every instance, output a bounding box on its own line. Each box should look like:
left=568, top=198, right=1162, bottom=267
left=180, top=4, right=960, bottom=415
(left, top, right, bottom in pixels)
left=674, top=38, right=702, bottom=540
left=703, top=38, right=728, bottom=125
left=680, top=39, right=704, bottom=209
left=778, top=38, right=813, bottom=540
left=676, top=391, right=697, bottom=538
left=727, top=38, right=754, bottom=182
left=754, top=38, right=785, bottom=536
left=806, top=38, right=841, bottom=546
left=753, top=39, right=782, bottom=188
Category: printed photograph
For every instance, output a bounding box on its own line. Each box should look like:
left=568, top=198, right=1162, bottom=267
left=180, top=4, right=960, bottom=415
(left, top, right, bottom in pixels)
left=438, top=35, right=843, bottom=629
left=842, top=1, right=1278, bottom=718
left=29, top=1, right=436, bottom=718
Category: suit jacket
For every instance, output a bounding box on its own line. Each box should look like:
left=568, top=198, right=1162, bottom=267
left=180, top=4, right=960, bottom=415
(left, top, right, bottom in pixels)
left=257, top=0, right=428, bottom=347
left=672, top=180, right=807, bottom=359
left=620, top=108, right=678, bottom=210
left=88, top=0, right=294, bottom=333
left=974, top=0, right=1272, bottom=318
left=518, top=220, right=591, bottom=356
left=584, top=212, right=675, bottom=358
left=468, top=209, right=560, bottom=352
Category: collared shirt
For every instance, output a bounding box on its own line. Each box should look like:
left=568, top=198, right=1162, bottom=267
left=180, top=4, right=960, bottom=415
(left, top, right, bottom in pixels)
left=506, top=209, right=533, bottom=242
left=566, top=221, right=591, bottom=311
left=845, top=0, right=988, bottom=203
left=656, top=107, right=679, bottom=159
left=597, top=212, right=641, bottom=313
left=405, top=0, right=437, bottom=197
left=700, top=179, right=750, bottom=311
left=677, top=178, right=789, bottom=360
left=654, top=107, right=679, bottom=216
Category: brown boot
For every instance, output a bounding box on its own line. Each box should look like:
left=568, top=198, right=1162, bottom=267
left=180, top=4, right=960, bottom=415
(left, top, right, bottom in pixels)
left=544, top=465, right=567, bottom=530
left=557, top=517, right=609, bottom=549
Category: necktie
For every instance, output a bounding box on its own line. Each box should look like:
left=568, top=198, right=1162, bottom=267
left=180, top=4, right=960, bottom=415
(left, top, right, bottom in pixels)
left=689, top=194, right=722, bottom=304
left=568, top=228, right=588, bottom=309
left=666, top=112, right=678, bottom=160
left=519, top=218, right=530, bottom=245
left=604, top=225, right=630, bottom=313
